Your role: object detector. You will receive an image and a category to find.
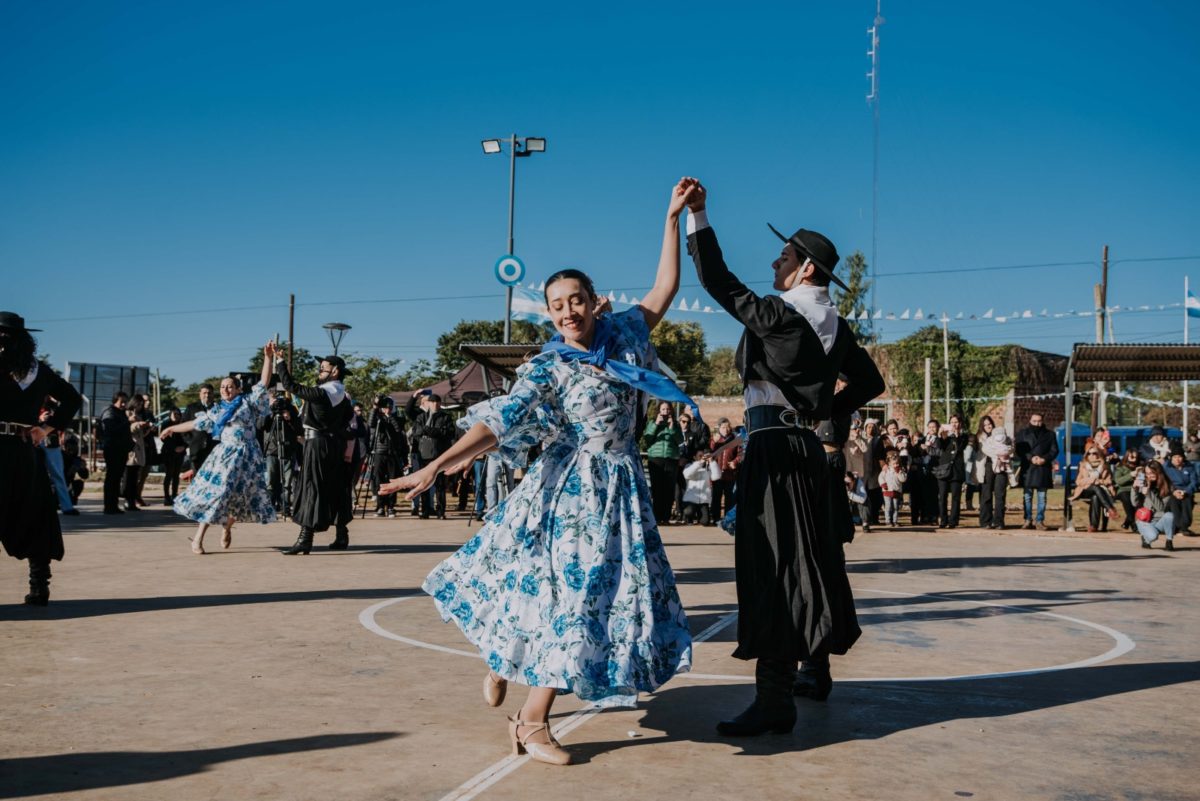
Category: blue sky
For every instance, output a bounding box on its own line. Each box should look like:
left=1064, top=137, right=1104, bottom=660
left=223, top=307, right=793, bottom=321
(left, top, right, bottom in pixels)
left=4, top=1, right=1198, bottom=385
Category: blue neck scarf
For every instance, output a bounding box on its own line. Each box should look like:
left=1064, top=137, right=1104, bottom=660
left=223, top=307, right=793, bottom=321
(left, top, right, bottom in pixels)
left=541, top=315, right=702, bottom=422
left=210, top=395, right=244, bottom=440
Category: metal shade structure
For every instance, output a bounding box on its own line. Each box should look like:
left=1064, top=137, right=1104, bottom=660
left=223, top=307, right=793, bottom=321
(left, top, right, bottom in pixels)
left=1060, top=343, right=1200, bottom=530
left=457, top=342, right=542, bottom=382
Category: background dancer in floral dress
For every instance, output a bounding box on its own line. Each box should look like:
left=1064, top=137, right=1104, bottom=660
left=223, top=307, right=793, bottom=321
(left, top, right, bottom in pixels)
left=161, top=342, right=278, bottom=554
left=383, top=179, right=700, bottom=766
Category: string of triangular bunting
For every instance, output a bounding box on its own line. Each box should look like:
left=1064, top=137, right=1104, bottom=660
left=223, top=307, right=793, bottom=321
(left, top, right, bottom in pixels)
left=512, top=283, right=1183, bottom=325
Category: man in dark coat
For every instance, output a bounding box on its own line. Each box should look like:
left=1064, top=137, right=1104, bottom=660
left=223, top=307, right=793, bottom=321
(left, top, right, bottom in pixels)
left=1015, top=412, right=1059, bottom=530
left=276, top=353, right=354, bottom=553
left=262, top=391, right=302, bottom=516
left=687, top=184, right=885, bottom=736
left=367, top=397, right=408, bottom=517
left=0, top=311, right=82, bottom=605
left=183, top=384, right=217, bottom=474
left=934, top=413, right=969, bottom=528
left=98, top=392, right=132, bottom=514
left=406, top=390, right=455, bottom=519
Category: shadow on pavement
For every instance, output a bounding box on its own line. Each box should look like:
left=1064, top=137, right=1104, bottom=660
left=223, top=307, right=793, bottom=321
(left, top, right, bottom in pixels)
left=0, top=732, right=401, bottom=798
left=568, top=660, right=1200, bottom=760
left=848, top=552, right=1168, bottom=574
left=0, top=588, right=421, bottom=621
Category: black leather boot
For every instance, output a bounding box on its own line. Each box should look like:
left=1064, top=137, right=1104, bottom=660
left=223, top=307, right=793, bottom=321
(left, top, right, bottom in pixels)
left=716, top=658, right=797, bottom=736
left=793, top=654, right=833, bottom=701
left=281, top=528, right=314, bottom=556
left=329, top=527, right=349, bottom=550
left=24, top=559, right=51, bottom=606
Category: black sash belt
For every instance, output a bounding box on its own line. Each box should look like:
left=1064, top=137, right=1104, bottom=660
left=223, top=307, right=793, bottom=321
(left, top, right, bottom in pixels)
left=745, top=405, right=818, bottom=436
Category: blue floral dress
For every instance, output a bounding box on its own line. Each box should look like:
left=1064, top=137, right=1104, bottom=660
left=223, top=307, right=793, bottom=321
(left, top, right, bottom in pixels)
left=423, top=308, right=693, bottom=706
left=173, top=384, right=277, bottom=525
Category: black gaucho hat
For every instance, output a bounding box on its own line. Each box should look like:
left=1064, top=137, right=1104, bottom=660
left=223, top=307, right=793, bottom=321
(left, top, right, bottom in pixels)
left=0, top=311, right=41, bottom=332
left=767, top=224, right=847, bottom=291
left=322, top=355, right=352, bottom=377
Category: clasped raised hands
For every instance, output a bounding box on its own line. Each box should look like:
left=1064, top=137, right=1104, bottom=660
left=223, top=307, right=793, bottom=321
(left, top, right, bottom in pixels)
left=668, top=177, right=705, bottom=218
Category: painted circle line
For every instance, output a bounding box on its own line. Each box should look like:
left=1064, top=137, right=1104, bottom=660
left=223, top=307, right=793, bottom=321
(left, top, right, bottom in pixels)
left=358, top=586, right=1136, bottom=684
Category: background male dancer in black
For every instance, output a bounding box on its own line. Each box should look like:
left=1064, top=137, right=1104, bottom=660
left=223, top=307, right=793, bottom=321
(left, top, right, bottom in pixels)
left=0, top=312, right=82, bottom=605
left=686, top=183, right=884, bottom=736
left=274, top=349, right=354, bottom=554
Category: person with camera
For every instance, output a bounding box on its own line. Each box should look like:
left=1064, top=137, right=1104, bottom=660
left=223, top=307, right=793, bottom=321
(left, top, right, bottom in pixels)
left=1134, top=460, right=1177, bottom=550
left=367, top=395, right=407, bottom=517
left=1, top=311, right=82, bottom=606
left=406, top=390, right=454, bottom=519
left=163, top=351, right=278, bottom=554
left=262, top=391, right=302, bottom=516
left=933, top=414, right=969, bottom=528
left=1163, top=447, right=1196, bottom=535
left=643, top=400, right=683, bottom=525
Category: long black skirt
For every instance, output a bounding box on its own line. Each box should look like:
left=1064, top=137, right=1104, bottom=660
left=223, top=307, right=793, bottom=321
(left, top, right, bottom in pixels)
left=0, top=438, right=64, bottom=562
left=292, top=436, right=350, bottom=532
left=732, top=427, right=860, bottom=662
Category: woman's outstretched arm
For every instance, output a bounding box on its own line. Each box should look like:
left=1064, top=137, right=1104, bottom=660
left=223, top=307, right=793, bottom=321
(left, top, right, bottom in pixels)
left=638, top=177, right=699, bottom=331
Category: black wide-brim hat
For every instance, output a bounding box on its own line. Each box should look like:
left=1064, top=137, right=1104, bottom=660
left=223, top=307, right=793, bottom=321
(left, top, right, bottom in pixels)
left=0, top=311, right=41, bottom=332
left=322, top=355, right=352, bottom=376
left=767, top=224, right=847, bottom=291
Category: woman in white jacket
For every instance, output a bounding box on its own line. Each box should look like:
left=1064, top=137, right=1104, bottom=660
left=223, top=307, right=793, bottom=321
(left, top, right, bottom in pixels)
left=681, top=449, right=722, bottom=525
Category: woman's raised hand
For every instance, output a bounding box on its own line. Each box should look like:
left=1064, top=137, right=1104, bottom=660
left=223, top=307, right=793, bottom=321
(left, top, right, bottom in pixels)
left=264, top=340, right=278, bottom=361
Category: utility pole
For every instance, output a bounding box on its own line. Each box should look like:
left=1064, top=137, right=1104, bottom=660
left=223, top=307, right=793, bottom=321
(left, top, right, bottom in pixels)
left=866, top=0, right=883, bottom=329
left=942, top=314, right=952, bottom=420
left=288, top=293, right=295, bottom=374
left=1093, top=245, right=1109, bottom=427
left=924, top=357, right=932, bottom=426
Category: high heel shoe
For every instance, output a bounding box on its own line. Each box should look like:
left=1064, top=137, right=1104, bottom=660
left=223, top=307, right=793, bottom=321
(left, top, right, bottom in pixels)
left=221, top=527, right=233, bottom=550
left=281, top=528, right=313, bottom=556
left=508, top=715, right=571, bottom=765
left=484, top=671, right=507, bottom=707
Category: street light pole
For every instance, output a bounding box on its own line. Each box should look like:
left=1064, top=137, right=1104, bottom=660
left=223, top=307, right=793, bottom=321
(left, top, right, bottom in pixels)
left=505, top=133, right=517, bottom=345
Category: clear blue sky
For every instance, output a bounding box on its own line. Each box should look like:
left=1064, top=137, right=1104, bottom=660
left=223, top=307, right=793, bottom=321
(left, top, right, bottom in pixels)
left=4, top=1, right=1198, bottom=386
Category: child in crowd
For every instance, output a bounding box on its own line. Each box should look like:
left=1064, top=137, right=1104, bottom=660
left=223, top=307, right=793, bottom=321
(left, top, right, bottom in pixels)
left=879, top=448, right=907, bottom=526
left=681, top=448, right=722, bottom=525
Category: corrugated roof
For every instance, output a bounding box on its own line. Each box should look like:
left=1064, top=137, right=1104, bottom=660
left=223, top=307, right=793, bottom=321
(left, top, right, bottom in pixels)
left=1067, top=343, right=1200, bottom=383
left=457, top=342, right=541, bottom=380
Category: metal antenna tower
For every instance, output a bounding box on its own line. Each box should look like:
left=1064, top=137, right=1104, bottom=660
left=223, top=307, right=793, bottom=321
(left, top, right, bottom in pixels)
left=866, top=0, right=884, bottom=331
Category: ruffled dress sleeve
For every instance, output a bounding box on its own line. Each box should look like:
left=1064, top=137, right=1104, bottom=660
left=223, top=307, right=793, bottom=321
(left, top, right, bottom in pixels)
left=459, top=353, right=559, bottom=468
left=192, top=406, right=218, bottom=435
left=247, top=383, right=270, bottom=423
left=608, top=306, right=657, bottom=371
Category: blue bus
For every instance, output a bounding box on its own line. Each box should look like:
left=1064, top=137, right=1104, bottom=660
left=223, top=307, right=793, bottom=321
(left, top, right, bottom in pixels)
left=1054, top=422, right=1182, bottom=477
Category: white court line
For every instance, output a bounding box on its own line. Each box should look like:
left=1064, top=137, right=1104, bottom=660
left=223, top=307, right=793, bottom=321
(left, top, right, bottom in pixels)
left=360, top=590, right=1135, bottom=800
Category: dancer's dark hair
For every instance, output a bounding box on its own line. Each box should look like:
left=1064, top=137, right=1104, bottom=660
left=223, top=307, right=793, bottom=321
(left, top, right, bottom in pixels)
left=544, top=269, right=596, bottom=303
left=0, top=328, right=36, bottom=378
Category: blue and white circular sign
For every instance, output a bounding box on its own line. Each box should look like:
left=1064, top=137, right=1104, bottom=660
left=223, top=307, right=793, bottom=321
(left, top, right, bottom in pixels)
left=494, top=254, right=525, bottom=286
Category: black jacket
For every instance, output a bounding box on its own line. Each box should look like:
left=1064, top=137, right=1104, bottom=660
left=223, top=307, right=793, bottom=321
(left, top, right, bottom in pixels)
left=935, top=432, right=969, bottom=482
left=262, top=402, right=302, bottom=457
left=98, top=403, right=132, bottom=450
left=1016, top=424, right=1059, bottom=490
left=689, top=225, right=884, bottom=420
left=183, top=399, right=216, bottom=466
left=406, top=395, right=455, bottom=461
left=368, top=410, right=408, bottom=460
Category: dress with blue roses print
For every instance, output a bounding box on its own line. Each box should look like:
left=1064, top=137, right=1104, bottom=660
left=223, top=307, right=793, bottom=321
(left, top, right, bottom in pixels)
left=173, top=383, right=278, bottom=526
left=422, top=307, right=693, bottom=707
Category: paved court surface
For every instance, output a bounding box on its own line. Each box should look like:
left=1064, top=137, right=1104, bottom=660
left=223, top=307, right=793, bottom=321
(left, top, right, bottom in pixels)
left=1, top=500, right=1197, bottom=801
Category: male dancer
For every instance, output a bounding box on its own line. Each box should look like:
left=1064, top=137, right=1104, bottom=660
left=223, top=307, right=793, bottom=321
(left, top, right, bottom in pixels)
left=275, top=351, right=354, bottom=554
left=685, top=184, right=884, bottom=736
left=0, top=312, right=82, bottom=605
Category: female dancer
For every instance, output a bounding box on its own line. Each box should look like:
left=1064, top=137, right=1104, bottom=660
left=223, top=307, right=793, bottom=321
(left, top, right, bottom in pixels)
left=383, top=179, right=700, bottom=765
left=162, top=342, right=278, bottom=553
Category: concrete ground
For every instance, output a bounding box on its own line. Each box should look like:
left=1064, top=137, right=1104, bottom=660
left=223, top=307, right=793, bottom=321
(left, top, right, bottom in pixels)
left=1, top=499, right=1197, bottom=801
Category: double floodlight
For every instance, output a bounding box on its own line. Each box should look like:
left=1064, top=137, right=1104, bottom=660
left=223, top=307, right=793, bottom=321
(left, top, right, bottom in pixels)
left=480, top=136, right=547, bottom=156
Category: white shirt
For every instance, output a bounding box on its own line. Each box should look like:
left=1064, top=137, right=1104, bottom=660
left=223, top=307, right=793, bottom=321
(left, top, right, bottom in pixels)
left=16, top=362, right=38, bottom=391
left=688, top=209, right=841, bottom=411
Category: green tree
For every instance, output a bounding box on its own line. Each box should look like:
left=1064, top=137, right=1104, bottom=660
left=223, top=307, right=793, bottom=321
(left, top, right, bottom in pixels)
left=248, top=341, right=318, bottom=385
left=705, top=345, right=742, bottom=396
left=396, top=359, right=444, bottom=391
left=650, top=319, right=710, bottom=395
left=833, top=250, right=875, bottom=343
left=342, top=354, right=404, bottom=403
left=153, top=374, right=180, bottom=410
left=435, top=320, right=548, bottom=373
left=177, top=376, right=227, bottom=408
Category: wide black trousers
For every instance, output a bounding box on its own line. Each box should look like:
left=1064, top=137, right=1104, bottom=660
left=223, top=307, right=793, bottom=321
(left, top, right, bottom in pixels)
left=732, top=427, right=860, bottom=662
left=0, top=438, right=64, bottom=562
left=292, top=436, right=350, bottom=532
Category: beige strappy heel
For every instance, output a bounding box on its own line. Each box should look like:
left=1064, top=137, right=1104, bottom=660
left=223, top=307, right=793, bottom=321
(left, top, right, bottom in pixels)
left=508, top=715, right=571, bottom=765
